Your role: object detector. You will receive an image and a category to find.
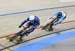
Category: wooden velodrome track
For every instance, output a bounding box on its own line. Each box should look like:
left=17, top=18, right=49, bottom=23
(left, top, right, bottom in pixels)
left=0, top=0, right=75, bottom=51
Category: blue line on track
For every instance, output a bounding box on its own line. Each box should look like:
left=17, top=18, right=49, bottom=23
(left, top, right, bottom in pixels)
left=0, top=5, right=75, bottom=16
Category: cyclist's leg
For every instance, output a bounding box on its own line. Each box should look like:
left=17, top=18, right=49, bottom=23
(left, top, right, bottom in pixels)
left=16, top=22, right=31, bottom=36
left=18, top=23, right=33, bottom=41
left=22, top=26, right=35, bottom=36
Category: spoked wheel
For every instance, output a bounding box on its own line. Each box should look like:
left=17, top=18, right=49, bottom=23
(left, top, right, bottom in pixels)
left=6, top=35, right=18, bottom=41
left=41, top=22, right=53, bottom=31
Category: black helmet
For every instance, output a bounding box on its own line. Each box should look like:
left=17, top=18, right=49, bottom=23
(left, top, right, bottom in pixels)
left=57, top=12, right=62, bottom=18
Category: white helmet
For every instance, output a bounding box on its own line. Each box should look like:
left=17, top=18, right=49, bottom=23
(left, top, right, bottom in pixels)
left=29, top=15, right=35, bottom=21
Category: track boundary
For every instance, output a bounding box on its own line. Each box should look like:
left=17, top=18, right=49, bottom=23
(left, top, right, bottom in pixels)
left=0, top=44, right=12, bottom=51
left=0, top=27, right=75, bottom=51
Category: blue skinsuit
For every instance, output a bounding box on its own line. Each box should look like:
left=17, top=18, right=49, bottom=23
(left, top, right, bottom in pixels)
left=51, top=12, right=66, bottom=25
left=17, top=16, right=40, bottom=36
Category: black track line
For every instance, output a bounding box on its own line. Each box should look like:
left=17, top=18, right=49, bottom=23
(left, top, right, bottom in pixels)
left=0, top=44, right=12, bottom=51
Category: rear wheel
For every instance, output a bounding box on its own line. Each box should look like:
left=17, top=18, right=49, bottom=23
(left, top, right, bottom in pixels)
left=6, top=35, right=18, bottom=41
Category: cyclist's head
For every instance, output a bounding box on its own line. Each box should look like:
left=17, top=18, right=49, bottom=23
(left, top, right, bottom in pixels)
left=57, top=12, right=62, bottom=18
left=29, top=15, right=35, bottom=23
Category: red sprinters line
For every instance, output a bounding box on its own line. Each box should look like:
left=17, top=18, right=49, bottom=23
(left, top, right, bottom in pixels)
left=61, top=20, right=75, bottom=24
left=0, top=34, right=15, bottom=38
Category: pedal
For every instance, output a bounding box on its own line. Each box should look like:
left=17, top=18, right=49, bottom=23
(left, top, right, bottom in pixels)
left=15, top=36, right=23, bottom=43
left=40, top=25, right=44, bottom=28
left=48, top=28, right=53, bottom=31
